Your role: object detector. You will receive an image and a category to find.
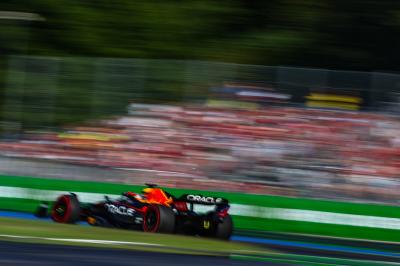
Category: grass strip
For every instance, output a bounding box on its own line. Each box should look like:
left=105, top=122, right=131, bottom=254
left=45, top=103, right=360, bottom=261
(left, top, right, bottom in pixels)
left=0, top=217, right=270, bottom=256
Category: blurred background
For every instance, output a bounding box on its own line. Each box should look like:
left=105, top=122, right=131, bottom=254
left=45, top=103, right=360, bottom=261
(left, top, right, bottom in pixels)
left=0, top=0, right=399, bottom=205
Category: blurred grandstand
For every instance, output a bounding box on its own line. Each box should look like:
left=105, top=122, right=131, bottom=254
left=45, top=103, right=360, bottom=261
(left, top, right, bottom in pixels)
left=0, top=102, right=399, bottom=204
left=0, top=56, right=400, bottom=204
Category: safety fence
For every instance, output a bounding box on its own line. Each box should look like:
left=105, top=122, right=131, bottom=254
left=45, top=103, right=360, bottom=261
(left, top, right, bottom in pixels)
left=3, top=56, right=400, bottom=132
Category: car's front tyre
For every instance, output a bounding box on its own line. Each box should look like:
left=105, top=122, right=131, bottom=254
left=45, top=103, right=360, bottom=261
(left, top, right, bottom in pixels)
left=51, top=194, right=81, bottom=224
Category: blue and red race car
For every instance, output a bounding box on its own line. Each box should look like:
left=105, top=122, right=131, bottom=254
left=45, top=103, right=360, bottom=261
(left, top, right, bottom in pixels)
left=46, top=184, right=233, bottom=240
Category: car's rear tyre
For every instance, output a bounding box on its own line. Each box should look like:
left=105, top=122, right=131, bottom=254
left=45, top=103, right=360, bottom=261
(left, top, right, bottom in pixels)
left=51, top=194, right=81, bottom=223
left=143, top=204, right=175, bottom=233
left=214, top=215, right=233, bottom=240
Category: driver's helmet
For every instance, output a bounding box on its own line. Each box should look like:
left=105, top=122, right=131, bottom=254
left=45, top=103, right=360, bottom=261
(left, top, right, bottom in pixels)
left=142, top=187, right=153, bottom=195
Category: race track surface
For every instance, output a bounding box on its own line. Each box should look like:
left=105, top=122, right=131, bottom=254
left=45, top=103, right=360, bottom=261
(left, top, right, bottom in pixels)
left=1, top=211, right=400, bottom=265
left=0, top=240, right=286, bottom=266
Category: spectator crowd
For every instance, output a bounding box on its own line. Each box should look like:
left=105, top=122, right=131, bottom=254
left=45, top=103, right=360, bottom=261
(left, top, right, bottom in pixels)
left=0, top=103, right=399, bottom=204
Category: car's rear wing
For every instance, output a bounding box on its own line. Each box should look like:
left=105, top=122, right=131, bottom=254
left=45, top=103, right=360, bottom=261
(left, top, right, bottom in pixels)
left=178, top=194, right=229, bottom=205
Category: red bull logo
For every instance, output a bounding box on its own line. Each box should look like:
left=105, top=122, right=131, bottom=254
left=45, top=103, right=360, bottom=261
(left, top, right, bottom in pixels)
left=143, top=188, right=173, bottom=206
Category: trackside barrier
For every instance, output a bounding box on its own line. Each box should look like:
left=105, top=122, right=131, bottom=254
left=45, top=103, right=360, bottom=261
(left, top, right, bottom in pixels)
left=0, top=175, right=399, bottom=242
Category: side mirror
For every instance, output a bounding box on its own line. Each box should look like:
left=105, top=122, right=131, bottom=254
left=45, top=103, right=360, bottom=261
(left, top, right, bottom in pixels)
left=104, top=195, right=111, bottom=202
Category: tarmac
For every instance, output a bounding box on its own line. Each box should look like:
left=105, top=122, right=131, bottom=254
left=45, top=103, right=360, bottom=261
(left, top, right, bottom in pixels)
left=0, top=240, right=282, bottom=266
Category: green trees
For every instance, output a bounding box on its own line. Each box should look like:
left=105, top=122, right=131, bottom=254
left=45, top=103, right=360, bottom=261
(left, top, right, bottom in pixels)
left=0, top=1, right=399, bottom=130
left=0, top=0, right=398, bottom=71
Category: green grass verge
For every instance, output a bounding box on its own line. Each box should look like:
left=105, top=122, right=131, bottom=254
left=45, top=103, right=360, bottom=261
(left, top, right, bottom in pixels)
left=232, top=254, right=400, bottom=266
left=0, top=217, right=269, bottom=256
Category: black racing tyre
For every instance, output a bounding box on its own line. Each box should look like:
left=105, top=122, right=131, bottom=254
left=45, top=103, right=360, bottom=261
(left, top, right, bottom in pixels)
left=51, top=194, right=81, bottom=224
left=215, top=214, right=233, bottom=240
left=143, top=204, right=175, bottom=233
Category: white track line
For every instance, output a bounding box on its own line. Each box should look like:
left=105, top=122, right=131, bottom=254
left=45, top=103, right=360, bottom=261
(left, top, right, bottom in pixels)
left=0, top=234, right=163, bottom=246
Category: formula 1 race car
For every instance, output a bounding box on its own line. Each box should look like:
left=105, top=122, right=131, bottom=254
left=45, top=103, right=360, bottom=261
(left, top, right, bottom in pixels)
left=47, top=184, right=233, bottom=239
